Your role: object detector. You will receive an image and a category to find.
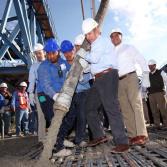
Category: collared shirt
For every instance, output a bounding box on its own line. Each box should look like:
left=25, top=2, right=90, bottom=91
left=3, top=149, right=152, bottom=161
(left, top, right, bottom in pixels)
left=76, top=73, right=91, bottom=93
left=37, top=58, right=68, bottom=99
left=115, top=43, right=148, bottom=77
left=66, top=63, right=91, bottom=93
left=27, top=61, right=42, bottom=93
left=85, top=36, right=118, bottom=75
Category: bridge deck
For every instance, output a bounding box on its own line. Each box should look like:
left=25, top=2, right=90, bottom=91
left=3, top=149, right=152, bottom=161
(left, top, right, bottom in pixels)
left=0, top=126, right=167, bottom=167
left=32, top=0, right=55, bottom=38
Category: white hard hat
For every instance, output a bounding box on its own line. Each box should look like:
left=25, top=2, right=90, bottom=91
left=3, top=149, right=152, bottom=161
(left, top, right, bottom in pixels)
left=82, top=18, right=98, bottom=35
left=148, top=59, right=156, bottom=65
left=110, top=28, right=122, bottom=35
left=74, top=34, right=85, bottom=45
left=19, top=82, right=27, bottom=87
left=33, top=43, right=44, bottom=52
left=0, top=82, right=8, bottom=88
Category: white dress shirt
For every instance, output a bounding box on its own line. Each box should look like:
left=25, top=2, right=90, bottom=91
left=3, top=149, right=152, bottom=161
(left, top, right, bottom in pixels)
left=85, top=36, right=118, bottom=75
left=115, top=43, right=148, bottom=77
left=27, top=61, right=41, bottom=93
left=161, top=71, right=167, bottom=88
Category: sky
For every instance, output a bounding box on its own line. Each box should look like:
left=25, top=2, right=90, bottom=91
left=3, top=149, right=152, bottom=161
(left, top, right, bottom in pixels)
left=0, top=0, right=167, bottom=67
left=47, top=0, right=167, bottom=67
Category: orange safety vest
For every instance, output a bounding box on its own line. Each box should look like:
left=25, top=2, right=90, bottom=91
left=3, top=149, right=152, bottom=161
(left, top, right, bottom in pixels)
left=17, top=92, right=28, bottom=109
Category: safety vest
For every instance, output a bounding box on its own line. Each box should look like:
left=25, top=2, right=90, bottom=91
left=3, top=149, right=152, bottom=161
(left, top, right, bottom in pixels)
left=17, top=91, right=28, bottom=110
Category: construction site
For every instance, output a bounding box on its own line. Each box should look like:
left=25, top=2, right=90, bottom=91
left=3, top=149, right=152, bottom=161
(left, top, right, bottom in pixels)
left=0, top=0, right=167, bottom=167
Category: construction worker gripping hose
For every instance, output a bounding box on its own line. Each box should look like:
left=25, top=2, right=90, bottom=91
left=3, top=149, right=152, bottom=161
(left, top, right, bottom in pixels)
left=37, top=38, right=69, bottom=132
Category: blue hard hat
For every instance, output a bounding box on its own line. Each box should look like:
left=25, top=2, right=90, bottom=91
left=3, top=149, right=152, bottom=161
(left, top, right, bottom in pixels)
left=44, top=38, right=60, bottom=53
left=60, top=40, right=74, bottom=53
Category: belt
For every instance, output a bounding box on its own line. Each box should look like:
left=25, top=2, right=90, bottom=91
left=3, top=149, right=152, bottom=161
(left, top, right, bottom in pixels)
left=119, top=71, right=136, bottom=80
left=95, top=68, right=112, bottom=79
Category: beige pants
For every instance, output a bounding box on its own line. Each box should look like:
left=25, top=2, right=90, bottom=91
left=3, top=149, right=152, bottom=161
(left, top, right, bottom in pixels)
left=149, top=92, right=167, bottom=126
left=35, top=94, right=46, bottom=142
left=118, top=73, right=148, bottom=137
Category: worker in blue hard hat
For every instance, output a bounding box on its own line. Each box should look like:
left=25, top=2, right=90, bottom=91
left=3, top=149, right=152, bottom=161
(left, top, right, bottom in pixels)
left=52, top=40, right=91, bottom=157
left=60, top=40, right=75, bottom=66
left=37, top=38, right=69, bottom=132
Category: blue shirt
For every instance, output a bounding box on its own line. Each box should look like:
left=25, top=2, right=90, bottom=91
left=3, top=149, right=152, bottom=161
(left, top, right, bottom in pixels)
left=85, top=35, right=118, bottom=75
left=0, top=93, right=5, bottom=109
left=37, top=58, right=68, bottom=98
left=28, top=61, right=43, bottom=93
left=76, top=73, right=91, bottom=93
left=67, top=63, right=91, bottom=93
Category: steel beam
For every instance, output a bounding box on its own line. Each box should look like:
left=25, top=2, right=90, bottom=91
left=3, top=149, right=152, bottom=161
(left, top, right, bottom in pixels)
left=0, top=32, right=27, bottom=64
left=0, top=0, right=13, bottom=33
left=13, top=0, right=33, bottom=66
left=0, top=66, right=28, bottom=75
left=30, top=9, right=36, bottom=47
left=0, top=0, right=56, bottom=72
left=20, top=0, right=32, bottom=48
left=0, top=24, right=20, bottom=59
left=0, top=16, right=17, bottom=23
left=36, top=22, right=44, bottom=44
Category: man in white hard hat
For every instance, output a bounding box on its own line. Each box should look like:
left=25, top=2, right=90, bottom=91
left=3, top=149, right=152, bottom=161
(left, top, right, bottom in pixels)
left=79, top=18, right=129, bottom=153
left=110, top=28, right=149, bottom=145
left=0, top=82, right=12, bottom=137
left=27, top=43, right=45, bottom=140
left=147, top=59, right=167, bottom=128
left=28, top=43, right=45, bottom=106
left=11, top=82, right=30, bottom=137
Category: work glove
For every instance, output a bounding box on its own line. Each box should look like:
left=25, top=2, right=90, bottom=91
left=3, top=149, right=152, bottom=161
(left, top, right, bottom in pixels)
left=29, top=93, right=35, bottom=106
left=142, top=71, right=150, bottom=88
left=53, top=93, right=59, bottom=101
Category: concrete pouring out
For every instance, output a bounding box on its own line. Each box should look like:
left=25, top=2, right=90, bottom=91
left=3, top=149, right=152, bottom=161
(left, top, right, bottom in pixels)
left=0, top=0, right=167, bottom=167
